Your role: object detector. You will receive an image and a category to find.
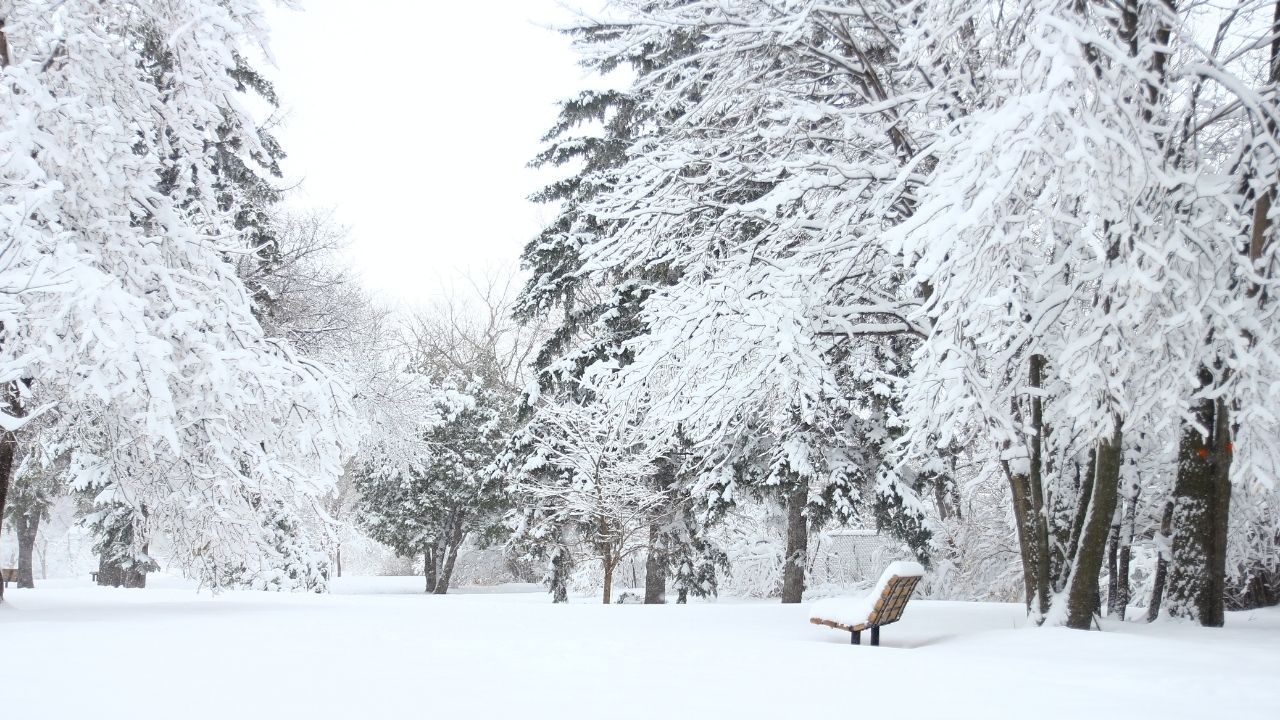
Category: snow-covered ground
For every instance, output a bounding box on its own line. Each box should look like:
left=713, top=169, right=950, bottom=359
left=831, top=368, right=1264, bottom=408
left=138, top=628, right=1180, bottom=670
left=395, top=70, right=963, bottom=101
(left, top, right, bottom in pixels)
left=4, top=577, right=1277, bottom=719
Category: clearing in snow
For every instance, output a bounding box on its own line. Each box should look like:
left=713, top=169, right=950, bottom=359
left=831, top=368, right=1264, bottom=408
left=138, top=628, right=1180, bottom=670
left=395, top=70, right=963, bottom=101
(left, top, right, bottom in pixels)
left=5, top=577, right=1278, bottom=720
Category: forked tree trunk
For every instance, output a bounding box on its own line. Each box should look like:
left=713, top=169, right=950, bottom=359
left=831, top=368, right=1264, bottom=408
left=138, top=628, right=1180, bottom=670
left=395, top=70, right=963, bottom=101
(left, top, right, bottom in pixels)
left=1060, top=450, right=1097, bottom=594
left=644, top=523, right=667, bottom=604
left=434, top=519, right=466, bottom=595
left=1065, top=423, right=1123, bottom=630
left=781, top=479, right=809, bottom=604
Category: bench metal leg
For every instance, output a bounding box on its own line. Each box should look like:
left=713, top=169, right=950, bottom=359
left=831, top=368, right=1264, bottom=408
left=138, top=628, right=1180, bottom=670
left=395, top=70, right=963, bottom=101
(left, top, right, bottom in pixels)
left=851, top=630, right=860, bottom=645
left=871, top=626, right=880, bottom=646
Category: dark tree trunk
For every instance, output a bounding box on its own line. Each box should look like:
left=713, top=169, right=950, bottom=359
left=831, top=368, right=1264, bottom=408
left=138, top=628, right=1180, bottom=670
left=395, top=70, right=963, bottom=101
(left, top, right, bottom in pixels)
left=781, top=479, right=809, bottom=604
left=1167, top=373, right=1231, bottom=627
left=434, top=519, right=465, bottom=595
left=601, top=547, right=615, bottom=605
left=424, top=549, right=436, bottom=594
left=0, top=426, right=13, bottom=603
left=1002, top=462, right=1037, bottom=610
left=1106, top=507, right=1122, bottom=616
left=1065, top=450, right=1096, bottom=575
left=1027, top=354, right=1052, bottom=616
left=1147, top=501, right=1174, bottom=622
left=15, top=511, right=40, bottom=589
left=1065, top=423, right=1123, bottom=630
left=644, top=522, right=667, bottom=604
left=550, top=544, right=570, bottom=604
left=1113, top=486, right=1138, bottom=620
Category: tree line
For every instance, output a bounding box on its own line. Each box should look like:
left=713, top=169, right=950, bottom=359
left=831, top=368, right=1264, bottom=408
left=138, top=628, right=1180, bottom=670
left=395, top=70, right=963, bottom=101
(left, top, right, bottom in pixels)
left=499, top=0, right=1280, bottom=628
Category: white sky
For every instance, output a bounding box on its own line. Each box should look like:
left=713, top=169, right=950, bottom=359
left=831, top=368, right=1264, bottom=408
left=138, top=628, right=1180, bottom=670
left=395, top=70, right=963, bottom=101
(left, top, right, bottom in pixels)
left=263, top=1, right=606, bottom=305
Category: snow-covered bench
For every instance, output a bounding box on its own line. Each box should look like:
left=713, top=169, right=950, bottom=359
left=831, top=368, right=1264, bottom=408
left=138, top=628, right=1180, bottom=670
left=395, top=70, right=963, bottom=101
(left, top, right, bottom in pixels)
left=809, top=561, right=925, bottom=646
left=1, top=568, right=16, bottom=588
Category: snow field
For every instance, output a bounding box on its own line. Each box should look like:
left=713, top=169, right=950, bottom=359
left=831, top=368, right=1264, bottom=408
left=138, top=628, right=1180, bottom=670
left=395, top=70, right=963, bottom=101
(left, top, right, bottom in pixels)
left=3, top=577, right=1278, bottom=719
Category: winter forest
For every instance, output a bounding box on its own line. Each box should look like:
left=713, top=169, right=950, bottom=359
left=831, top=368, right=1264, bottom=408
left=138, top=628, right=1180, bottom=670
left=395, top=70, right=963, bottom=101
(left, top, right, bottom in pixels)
left=2, top=0, right=1279, bottom=718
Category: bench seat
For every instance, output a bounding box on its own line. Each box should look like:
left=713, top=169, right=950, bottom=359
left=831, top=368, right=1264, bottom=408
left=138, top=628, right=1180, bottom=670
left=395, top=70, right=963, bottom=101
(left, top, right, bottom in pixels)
left=809, top=560, right=925, bottom=645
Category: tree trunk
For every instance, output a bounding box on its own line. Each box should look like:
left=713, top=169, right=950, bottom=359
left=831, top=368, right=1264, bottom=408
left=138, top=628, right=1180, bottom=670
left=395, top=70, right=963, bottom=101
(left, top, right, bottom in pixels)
left=1061, top=450, right=1096, bottom=592
left=1114, top=485, right=1138, bottom=620
left=602, top=551, right=615, bottom=605
left=16, top=510, right=39, bottom=589
left=1147, top=501, right=1174, bottom=622
left=1167, top=373, right=1231, bottom=627
left=434, top=519, right=466, bottom=595
left=1065, top=423, right=1123, bottom=629
left=781, top=479, right=809, bottom=604
left=1027, top=354, right=1052, bottom=617
left=0, top=382, right=21, bottom=603
left=1106, top=506, right=1122, bottom=616
left=424, top=549, right=437, bottom=594
left=550, top=545, right=570, bottom=604
left=1002, top=462, right=1037, bottom=610
left=0, top=427, right=13, bottom=603
left=644, top=522, right=667, bottom=604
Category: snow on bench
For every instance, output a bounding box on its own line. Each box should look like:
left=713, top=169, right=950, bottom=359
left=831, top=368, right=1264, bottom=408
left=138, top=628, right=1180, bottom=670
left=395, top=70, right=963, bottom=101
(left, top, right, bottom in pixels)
left=809, top=561, right=925, bottom=646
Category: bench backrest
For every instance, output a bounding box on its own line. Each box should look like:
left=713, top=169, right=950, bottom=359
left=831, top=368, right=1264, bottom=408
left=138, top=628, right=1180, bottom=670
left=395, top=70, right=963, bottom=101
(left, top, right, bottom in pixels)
left=0, top=568, right=17, bottom=581
left=867, top=574, right=922, bottom=627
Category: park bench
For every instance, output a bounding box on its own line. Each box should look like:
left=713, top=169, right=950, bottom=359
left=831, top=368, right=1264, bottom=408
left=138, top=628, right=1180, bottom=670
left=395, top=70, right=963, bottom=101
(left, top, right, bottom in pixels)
left=809, top=561, right=925, bottom=646
left=1, top=568, right=17, bottom=588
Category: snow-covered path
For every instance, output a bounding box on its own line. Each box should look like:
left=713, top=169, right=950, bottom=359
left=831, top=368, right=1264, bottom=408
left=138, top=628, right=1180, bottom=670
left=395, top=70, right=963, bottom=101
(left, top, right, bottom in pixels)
left=3, top=578, right=1277, bottom=719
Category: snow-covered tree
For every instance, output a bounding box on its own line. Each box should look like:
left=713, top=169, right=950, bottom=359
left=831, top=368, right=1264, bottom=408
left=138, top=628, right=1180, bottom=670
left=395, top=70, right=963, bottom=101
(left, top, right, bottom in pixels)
left=0, top=0, right=358, bottom=596
left=506, top=400, right=669, bottom=604
left=356, top=273, right=535, bottom=593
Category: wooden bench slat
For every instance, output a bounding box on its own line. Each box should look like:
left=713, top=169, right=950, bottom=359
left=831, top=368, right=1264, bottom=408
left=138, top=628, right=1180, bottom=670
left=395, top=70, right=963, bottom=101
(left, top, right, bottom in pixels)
left=810, top=568, right=923, bottom=645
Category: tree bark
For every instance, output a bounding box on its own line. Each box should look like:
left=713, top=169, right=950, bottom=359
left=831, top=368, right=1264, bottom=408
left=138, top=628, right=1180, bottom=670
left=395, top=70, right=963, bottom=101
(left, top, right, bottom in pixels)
left=644, top=522, right=667, bottom=604
left=1106, top=506, right=1122, bottom=616
left=781, top=479, right=809, bottom=604
left=15, top=510, right=39, bottom=589
left=1063, top=450, right=1097, bottom=588
left=602, top=549, right=615, bottom=605
left=1113, top=486, right=1138, bottom=620
left=550, top=544, right=570, bottom=604
left=1147, top=501, right=1174, bottom=622
left=1167, top=371, right=1231, bottom=627
left=1027, top=354, right=1052, bottom=616
left=1065, top=423, right=1123, bottom=630
left=434, top=519, right=466, bottom=595
left=0, top=427, right=13, bottom=603
left=1002, top=461, right=1037, bottom=610
left=424, top=549, right=436, bottom=594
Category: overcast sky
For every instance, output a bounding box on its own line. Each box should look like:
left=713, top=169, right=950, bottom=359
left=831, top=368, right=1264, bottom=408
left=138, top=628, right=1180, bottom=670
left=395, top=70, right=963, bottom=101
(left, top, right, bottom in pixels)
left=263, top=1, right=607, bottom=305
